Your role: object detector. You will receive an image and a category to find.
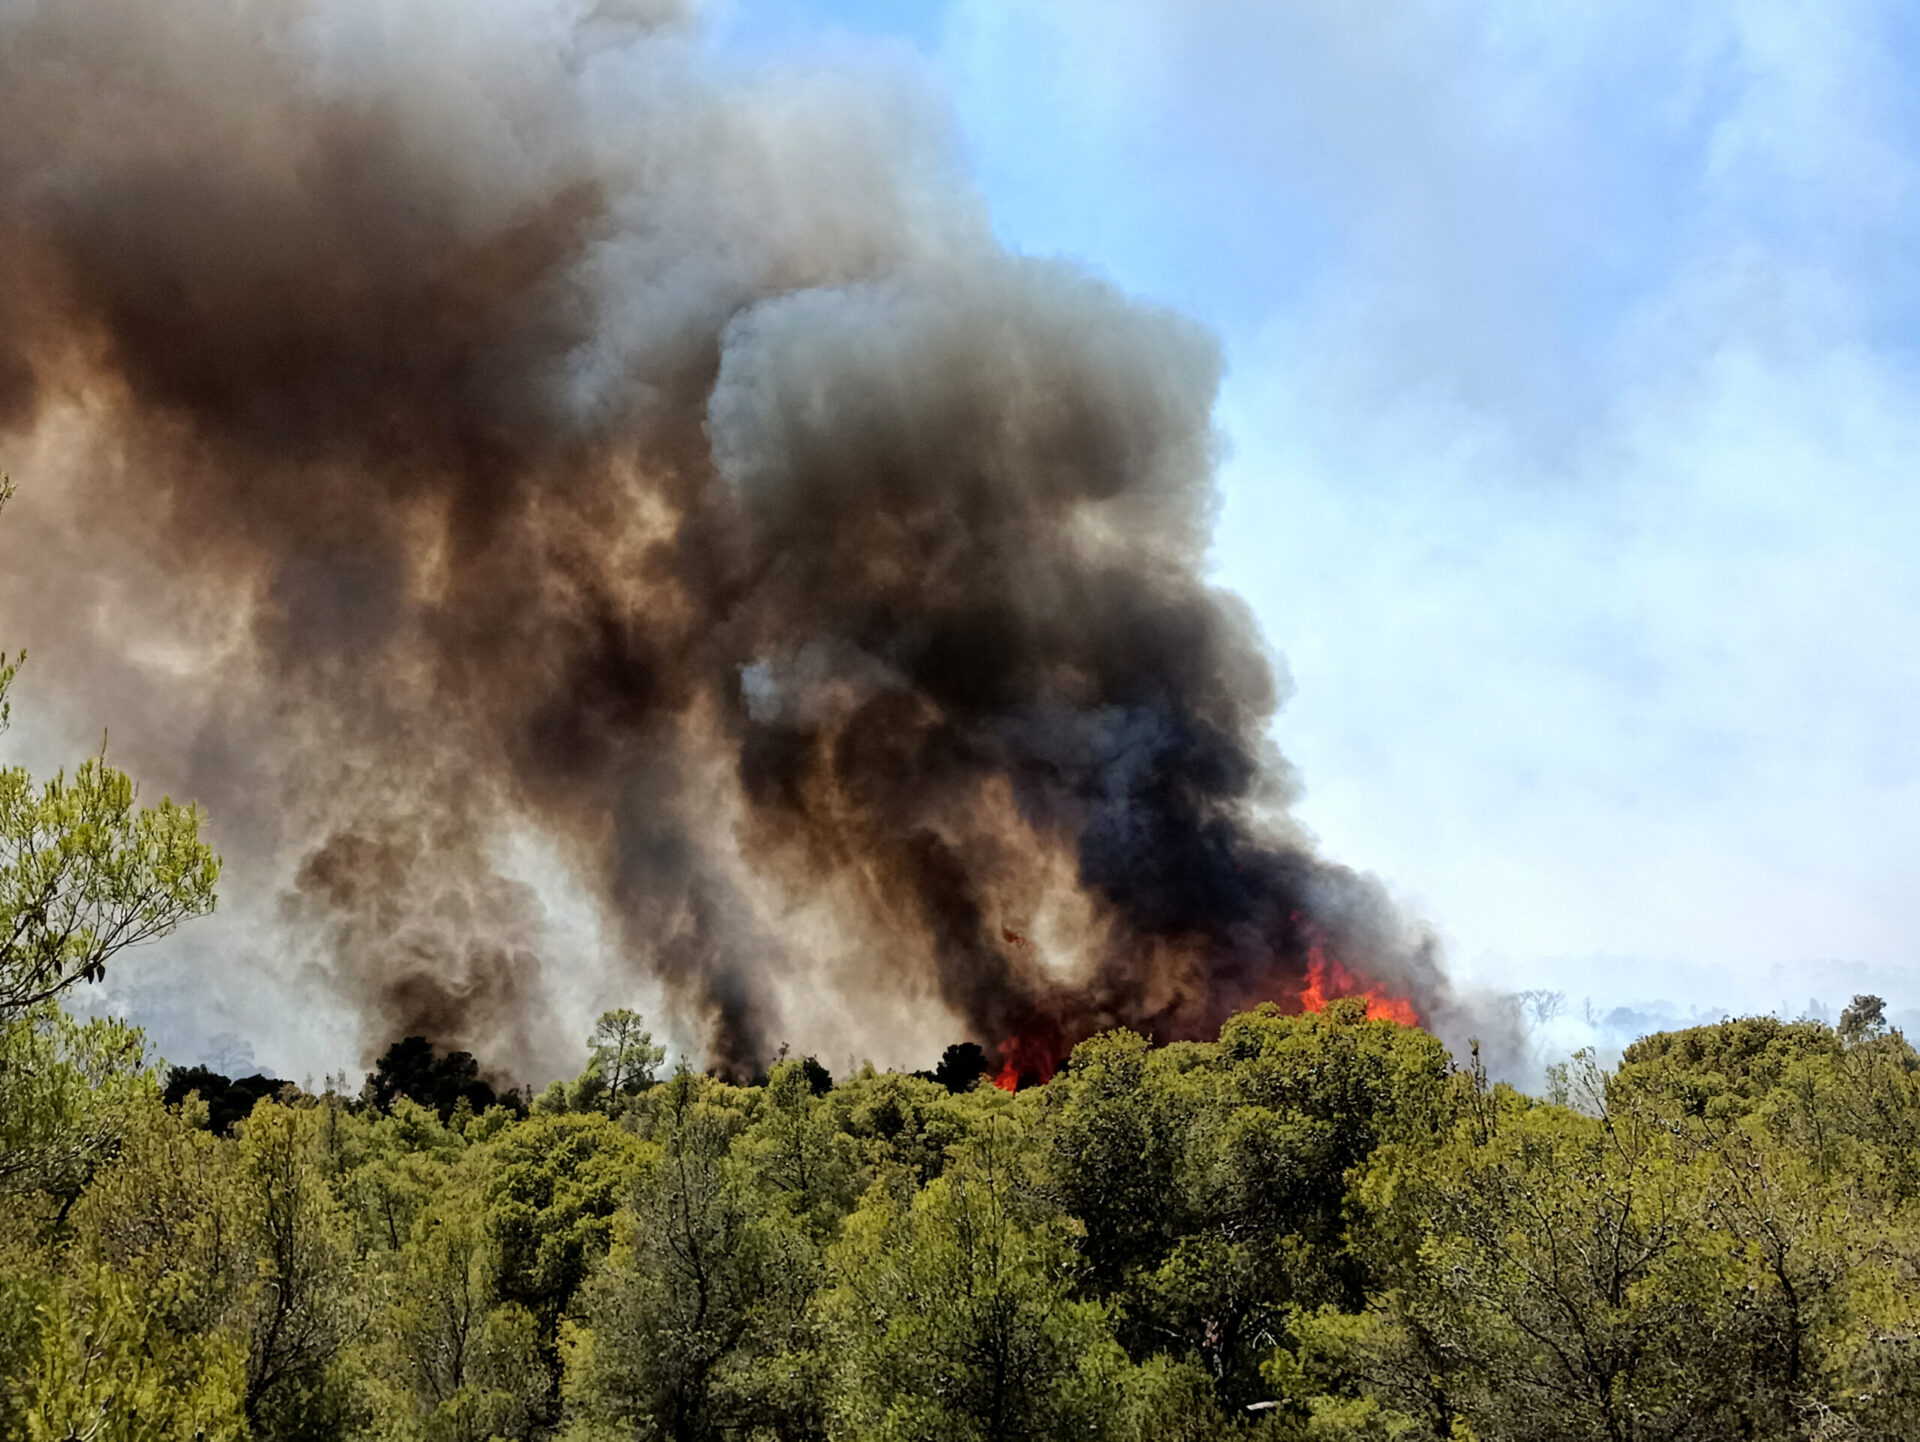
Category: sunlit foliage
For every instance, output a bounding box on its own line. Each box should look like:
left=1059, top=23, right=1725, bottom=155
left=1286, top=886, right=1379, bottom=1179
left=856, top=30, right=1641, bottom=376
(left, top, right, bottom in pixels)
left=7, top=475, right=1920, bottom=1438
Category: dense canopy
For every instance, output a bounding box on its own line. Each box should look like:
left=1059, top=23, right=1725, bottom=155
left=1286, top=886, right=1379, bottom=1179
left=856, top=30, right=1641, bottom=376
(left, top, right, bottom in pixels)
left=7, top=977, right=1920, bottom=1441
left=6, top=474, right=1920, bottom=1440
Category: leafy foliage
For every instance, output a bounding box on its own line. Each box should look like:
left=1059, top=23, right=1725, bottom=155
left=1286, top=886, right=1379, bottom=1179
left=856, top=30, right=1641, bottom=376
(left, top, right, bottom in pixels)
left=821, top=1114, right=1128, bottom=1442
left=0, top=1006, right=153, bottom=1209
left=589, top=1009, right=667, bottom=1105
left=0, top=752, right=220, bottom=1020
left=14, top=977, right=1920, bottom=1442
left=14, top=470, right=1920, bottom=1440
left=0, top=503, right=219, bottom=1020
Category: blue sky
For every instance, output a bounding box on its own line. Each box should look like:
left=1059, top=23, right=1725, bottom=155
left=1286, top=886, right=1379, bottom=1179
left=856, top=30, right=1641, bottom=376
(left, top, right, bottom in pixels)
left=710, top=0, right=1920, bottom=1038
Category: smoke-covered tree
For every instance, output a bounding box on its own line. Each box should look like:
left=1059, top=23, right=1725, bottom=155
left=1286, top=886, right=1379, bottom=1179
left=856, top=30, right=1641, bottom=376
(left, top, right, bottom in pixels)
left=1840, top=992, right=1889, bottom=1045
left=368, top=1036, right=509, bottom=1121
left=0, top=474, right=242, bottom=1437
left=587, top=1007, right=667, bottom=1109
left=924, top=1041, right=991, bottom=1094
left=163, top=1064, right=295, bottom=1136
left=0, top=484, right=14, bottom=731
left=3, top=632, right=1919, bottom=1442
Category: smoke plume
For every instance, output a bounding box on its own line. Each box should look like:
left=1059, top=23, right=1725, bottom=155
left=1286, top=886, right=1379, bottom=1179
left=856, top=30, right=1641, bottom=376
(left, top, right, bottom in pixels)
left=0, top=0, right=1453, bottom=1078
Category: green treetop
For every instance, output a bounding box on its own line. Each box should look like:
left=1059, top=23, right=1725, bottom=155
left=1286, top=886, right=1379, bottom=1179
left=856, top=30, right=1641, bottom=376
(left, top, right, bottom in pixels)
left=589, top=1008, right=667, bottom=1103
left=0, top=477, right=221, bottom=1021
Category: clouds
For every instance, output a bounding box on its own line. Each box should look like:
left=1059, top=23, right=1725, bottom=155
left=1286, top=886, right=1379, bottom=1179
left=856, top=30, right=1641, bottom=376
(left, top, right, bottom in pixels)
left=938, top=0, right=1920, bottom=1015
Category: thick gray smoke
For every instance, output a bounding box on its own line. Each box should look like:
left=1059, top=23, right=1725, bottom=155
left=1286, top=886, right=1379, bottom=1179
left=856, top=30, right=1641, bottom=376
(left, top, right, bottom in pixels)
left=0, top=0, right=1456, bottom=1079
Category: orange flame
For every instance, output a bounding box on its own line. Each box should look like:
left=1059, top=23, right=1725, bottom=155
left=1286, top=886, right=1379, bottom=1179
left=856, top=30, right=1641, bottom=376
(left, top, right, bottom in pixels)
left=988, top=942, right=1418, bottom=1093
left=992, top=1027, right=1063, bottom=1092
left=1299, top=944, right=1419, bottom=1026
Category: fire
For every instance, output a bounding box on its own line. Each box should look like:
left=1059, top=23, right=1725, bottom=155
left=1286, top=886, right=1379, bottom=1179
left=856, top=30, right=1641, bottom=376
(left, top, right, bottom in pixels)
left=988, top=942, right=1418, bottom=1093
left=1298, top=944, right=1419, bottom=1026
left=993, top=1026, right=1064, bottom=1092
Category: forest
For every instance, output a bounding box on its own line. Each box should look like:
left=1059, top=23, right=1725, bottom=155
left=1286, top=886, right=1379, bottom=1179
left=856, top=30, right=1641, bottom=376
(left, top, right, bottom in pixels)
left=8, top=459, right=1920, bottom=1442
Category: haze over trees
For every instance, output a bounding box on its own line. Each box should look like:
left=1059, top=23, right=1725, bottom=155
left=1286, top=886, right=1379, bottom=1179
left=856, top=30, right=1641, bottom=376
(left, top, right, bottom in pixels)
left=0, top=481, right=219, bottom=1023
left=7, top=473, right=1920, bottom=1441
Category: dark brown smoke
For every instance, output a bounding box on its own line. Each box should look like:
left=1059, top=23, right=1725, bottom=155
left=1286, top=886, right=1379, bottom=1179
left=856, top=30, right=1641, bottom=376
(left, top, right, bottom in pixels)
left=0, top=0, right=1452, bottom=1079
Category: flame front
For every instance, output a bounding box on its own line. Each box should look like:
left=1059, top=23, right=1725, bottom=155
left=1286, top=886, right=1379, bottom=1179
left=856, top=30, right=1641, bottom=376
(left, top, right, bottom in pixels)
left=1298, top=945, right=1420, bottom=1026
left=990, top=943, right=1420, bottom=1093
left=993, top=1026, right=1065, bottom=1092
